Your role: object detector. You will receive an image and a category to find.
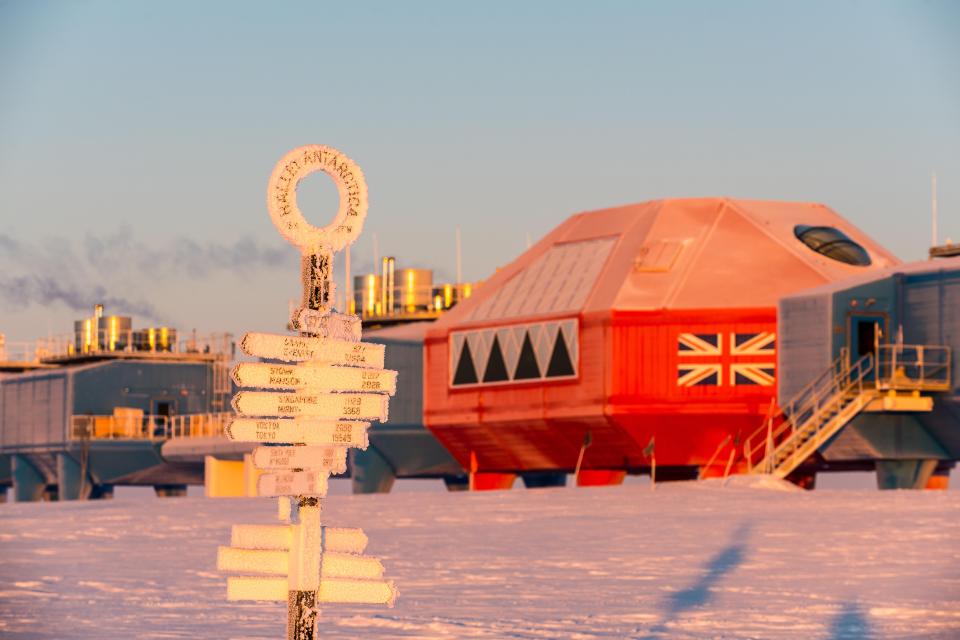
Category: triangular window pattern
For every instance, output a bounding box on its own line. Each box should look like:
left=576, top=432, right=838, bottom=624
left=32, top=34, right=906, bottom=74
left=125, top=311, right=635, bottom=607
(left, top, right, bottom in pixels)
left=452, top=340, right=479, bottom=385
left=513, top=332, right=542, bottom=380
left=545, top=329, right=576, bottom=377
left=482, top=336, right=510, bottom=383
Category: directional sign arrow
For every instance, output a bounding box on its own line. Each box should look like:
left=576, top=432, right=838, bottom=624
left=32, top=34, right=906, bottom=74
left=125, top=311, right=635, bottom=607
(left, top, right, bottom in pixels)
left=240, top=333, right=385, bottom=368
left=252, top=446, right=347, bottom=473
left=257, top=470, right=329, bottom=498
left=231, top=524, right=368, bottom=554
left=232, top=362, right=397, bottom=394
left=218, top=548, right=385, bottom=579
left=226, top=419, right=369, bottom=447
left=227, top=576, right=397, bottom=605
left=232, top=391, right=389, bottom=421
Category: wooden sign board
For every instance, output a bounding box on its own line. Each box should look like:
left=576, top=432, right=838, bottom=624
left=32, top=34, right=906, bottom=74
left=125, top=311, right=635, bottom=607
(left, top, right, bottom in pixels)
left=232, top=362, right=397, bottom=395
left=257, top=470, right=329, bottom=498
left=226, top=419, right=369, bottom=447
left=233, top=391, right=389, bottom=421
left=252, top=446, right=347, bottom=473
left=227, top=576, right=397, bottom=605
left=231, top=524, right=368, bottom=555
left=241, top=333, right=385, bottom=368
left=218, top=548, right=384, bottom=580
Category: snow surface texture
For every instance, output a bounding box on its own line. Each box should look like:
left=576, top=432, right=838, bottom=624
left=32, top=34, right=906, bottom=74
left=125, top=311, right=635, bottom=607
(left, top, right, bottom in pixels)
left=1, top=480, right=959, bottom=639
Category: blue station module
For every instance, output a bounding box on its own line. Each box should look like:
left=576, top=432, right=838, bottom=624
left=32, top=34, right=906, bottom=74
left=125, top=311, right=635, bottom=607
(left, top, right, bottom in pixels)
left=353, top=322, right=466, bottom=493
left=778, top=257, right=959, bottom=488
left=0, top=309, right=233, bottom=502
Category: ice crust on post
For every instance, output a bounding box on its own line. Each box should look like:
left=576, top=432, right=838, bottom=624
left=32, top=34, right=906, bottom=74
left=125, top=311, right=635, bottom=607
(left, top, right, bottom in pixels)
left=217, top=144, right=398, bottom=637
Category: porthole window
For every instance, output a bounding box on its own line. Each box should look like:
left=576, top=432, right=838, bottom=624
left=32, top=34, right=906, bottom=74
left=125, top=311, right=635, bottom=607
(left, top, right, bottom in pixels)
left=794, top=225, right=872, bottom=266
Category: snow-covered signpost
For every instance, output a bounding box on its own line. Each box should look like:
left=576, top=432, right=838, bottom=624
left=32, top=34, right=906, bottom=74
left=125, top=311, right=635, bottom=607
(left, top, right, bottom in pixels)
left=218, top=145, right=397, bottom=639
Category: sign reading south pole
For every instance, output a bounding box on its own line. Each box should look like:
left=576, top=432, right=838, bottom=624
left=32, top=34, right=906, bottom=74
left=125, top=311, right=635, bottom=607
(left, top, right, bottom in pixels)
left=218, top=145, right=397, bottom=640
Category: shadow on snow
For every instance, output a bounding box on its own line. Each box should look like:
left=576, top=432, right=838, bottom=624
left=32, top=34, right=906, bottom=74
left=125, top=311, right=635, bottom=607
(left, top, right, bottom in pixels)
left=639, top=521, right=751, bottom=638
left=827, top=602, right=873, bottom=640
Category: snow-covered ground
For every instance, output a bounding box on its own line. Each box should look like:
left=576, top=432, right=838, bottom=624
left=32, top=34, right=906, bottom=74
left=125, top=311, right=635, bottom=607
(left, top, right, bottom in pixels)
left=1, top=479, right=959, bottom=639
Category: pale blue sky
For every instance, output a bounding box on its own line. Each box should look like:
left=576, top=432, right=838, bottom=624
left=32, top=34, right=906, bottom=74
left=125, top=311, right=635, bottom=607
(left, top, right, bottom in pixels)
left=1, top=1, right=958, bottom=342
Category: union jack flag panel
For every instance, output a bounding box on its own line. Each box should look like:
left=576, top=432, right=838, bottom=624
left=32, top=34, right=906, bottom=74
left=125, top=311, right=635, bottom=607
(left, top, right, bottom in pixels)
left=731, top=332, right=775, bottom=356
left=677, top=332, right=722, bottom=356
left=677, top=331, right=776, bottom=387
left=677, top=363, right=722, bottom=387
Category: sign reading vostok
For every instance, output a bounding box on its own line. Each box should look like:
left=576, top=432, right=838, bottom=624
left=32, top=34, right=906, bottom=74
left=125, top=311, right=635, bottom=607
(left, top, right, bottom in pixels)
left=217, top=146, right=398, bottom=639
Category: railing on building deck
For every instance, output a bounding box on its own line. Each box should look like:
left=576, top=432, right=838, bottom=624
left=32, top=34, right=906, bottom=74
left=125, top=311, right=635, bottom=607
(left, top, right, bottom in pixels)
left=4, top=331, right=234, bottom=364
left=875, top=344, right=951, bottom=392
left=71, top=412, right=233, bottom=441
left=743, top=342, right=952, bottom=475
left=743, top=353, right=875, bottom=472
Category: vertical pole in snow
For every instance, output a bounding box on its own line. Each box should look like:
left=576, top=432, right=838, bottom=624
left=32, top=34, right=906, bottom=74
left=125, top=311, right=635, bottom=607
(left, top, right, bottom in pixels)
left=289, top=242, right=329, bottom=640
left=573, top=446, right=587, bottom=484
left=573, top=430, right=592, bottom=485
left=721, top=449, right=736, bottom=486
left=469, top=451, right=477, bottom=491
left=287, top=497, right=320, bottom=640
left=650, top=454, right=656, bottom=491
left=643, top=437, right=655, bottom=490
left=765, top=420, right=774, bottom=475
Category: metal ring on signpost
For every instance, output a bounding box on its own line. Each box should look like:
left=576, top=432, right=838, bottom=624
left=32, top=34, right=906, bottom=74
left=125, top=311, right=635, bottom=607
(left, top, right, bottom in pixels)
left=266, top=145, right=368, bottom=253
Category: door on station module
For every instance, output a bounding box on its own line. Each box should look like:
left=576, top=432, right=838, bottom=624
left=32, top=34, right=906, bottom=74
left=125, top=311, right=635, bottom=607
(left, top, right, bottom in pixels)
left=153, top=400, right=173, bottom=437
left=847, top=313, right=886, bottom=380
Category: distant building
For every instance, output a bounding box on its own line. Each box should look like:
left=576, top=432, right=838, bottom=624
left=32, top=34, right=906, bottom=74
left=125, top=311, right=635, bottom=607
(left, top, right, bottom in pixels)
left=353, top=257, right=479, bottom=327
left=0, top=305, right=233, bottom=502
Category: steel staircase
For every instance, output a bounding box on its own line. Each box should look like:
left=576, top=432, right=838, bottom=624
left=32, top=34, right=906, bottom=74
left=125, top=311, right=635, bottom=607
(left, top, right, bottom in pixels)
left=744, top=343, right=951, bottom=479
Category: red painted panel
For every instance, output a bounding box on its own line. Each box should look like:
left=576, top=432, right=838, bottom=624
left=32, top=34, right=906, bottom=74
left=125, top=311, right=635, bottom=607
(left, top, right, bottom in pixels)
left=576, top=470, right=627, bottom=486
left=425, top=308, right=778, bottom=472
left=472, top=473, right=517, bottom=491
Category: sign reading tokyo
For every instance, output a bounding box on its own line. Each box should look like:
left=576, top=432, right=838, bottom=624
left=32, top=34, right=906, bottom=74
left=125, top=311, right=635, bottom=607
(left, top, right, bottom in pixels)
left=267, top=145, right=368, bottom=253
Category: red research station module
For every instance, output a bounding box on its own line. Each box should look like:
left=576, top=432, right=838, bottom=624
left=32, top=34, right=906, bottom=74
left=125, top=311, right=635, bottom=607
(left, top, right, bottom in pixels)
left=423, top=198, right=898, bottom=488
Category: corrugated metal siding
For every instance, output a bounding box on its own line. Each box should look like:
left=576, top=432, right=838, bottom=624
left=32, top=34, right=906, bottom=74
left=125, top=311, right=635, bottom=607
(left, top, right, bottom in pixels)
left=0, top=371, right=70, bottom=448
left=903, top=272, right=960, bottom=393
left=610, top=309, right=776, bottom=402
left=778, top=293, right=832, bottom=403
left=2, top=383, right=14, bottom=447
left=49, top=377, right=66, bottom=443
left=73, top=361, right=213, bottom=415
left=367, top=338, right=423, bottom=426
left=1, top=360, right=217, bottom=451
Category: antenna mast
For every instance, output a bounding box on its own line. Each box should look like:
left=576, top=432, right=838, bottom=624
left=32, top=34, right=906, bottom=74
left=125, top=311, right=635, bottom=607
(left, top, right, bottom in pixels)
left=932, top=171, right=938, bottom=248
left=456, top=226, right=462, bottom=286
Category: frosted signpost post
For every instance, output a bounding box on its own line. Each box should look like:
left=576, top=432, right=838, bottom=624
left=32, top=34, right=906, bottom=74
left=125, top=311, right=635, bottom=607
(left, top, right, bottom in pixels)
left=217, top=145, right=398, bottom=639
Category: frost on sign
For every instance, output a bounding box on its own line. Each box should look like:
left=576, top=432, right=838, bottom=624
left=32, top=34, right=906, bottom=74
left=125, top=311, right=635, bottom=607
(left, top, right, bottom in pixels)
left=267, top=144, right=368, bottom=253
left=233, top=362, right=397, bottom=394
left=218, top=145, right=398, bottom=637
left=226, top=419, right=369, bottom=447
